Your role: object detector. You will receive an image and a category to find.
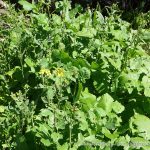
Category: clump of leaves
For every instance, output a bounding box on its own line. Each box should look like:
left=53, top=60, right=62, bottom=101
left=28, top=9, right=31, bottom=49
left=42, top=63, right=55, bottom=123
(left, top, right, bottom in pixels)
left=0, top=0, right=150, bottom=149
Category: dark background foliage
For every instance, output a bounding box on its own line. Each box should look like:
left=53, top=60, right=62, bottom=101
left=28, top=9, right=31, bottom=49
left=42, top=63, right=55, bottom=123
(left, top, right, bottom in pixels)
left=8, top=0, right=150, bottom=12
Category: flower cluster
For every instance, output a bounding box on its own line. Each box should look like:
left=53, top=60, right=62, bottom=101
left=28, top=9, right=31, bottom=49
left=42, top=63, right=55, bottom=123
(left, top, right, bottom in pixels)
left=39, top=68, right=51, bottom=76
left=39, top=68, right=65, bottom=77
left=55, top=68, right=64, bottom=77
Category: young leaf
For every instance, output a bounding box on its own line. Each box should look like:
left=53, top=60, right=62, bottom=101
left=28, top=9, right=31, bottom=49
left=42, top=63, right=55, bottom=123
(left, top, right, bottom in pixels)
left=97, top=93, right=114, bottom=113
left=79, top=88, right=96, bottom=111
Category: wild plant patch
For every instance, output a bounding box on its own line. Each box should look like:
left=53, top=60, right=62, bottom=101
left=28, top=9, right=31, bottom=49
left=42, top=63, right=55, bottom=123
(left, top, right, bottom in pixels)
left=0, top=1, right=150, bottom=149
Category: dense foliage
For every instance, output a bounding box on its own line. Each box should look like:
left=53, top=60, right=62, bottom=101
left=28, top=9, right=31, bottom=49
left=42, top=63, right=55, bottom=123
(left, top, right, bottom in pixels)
left=0, top=0, right=150, bottom=149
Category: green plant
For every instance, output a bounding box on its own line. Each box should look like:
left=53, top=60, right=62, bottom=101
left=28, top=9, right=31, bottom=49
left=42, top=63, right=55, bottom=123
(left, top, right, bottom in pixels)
left=0, top=0, right=150, bottom=149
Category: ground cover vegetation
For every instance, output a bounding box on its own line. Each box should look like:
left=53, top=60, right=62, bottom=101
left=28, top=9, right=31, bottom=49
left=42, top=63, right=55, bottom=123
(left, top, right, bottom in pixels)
left=0, top=0, right=150, bottom=149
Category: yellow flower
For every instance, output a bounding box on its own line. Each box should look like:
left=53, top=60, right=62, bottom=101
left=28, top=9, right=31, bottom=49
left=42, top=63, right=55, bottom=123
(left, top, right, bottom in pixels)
left=55, top=68, right=64, bottom=77
left=39, top=68, right=51, bottom=76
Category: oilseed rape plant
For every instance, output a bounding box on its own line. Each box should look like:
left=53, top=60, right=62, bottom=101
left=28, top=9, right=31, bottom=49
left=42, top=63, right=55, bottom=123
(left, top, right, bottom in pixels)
left=55, top=68, right=65, bottom=77
left=39, top=68, right=51, bottom=76
left=0, top=0, right=150, bottom=149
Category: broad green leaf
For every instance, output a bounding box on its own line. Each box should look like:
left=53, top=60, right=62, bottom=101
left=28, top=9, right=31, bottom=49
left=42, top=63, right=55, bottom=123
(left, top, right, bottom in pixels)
left=40, top=109, right=52, bottom=117
left=25, top=58, right=35, bottom=67
left=73, top=58, right=91, bottom=69
left=32, top=13, right=48, bottom=25
left=130, top=137, right=150, bottom=149
left=75, top=110, right=88, bottom=131
left=47, top=87, right=55, bottom=101
left=95, top=107, right=107, bottom=117
left=51, top=132, right=63, bottom=143
left=2, top=144, right=9, bottom=149
left=102, top=127, right=118, bottom=139
left=142, top=76, right=150, bottom=97
left=80, top=67, right=91, bottom=79
left=130, top=113, right=150, bottom=140
left=0, top=105, right=5, bottom=113
left=115, top=136, right=129, bottom=150
left=19, top=0, right=36, bottom=11
left=52, top=14, right=62, bottom=25
left=39, top=58, right=49, bottom=68
left=111, top=30, right=128, bottom=41
left=84, top=135, right=102, bottom=146
left=57, top=143, right=68, bottom=150
left=72, top=51, right=78, bottom=58
left=88, top=110, right=96, bottom=123
left=97, top=93, right=114, bottom=113
left=107, top=57, right=121, bottom=71
left=143, top=146, right=150, bottom=150
left=72, top=133, right=85, bottom=149
left=79, top=88, right=96, bottom=111
left=76, top=28, right=96, bottom=38
left=37, top=124, right=51, bottom=136
left=112, top=101, right=125, bottom=114
left=0, top=75, right=5, bottom=80
left=93, top=11, right=104, bottom=24
left=106, top=114, right=122, bottom=130
left=24, top=58, right=35, bottom=72
left=41, top=138, right=51, bottom=147
left=91, top=62, right=99, bottom=70
left=141, top=30, right=150, bottom=42
left=5, top=66, right=21, bottom=77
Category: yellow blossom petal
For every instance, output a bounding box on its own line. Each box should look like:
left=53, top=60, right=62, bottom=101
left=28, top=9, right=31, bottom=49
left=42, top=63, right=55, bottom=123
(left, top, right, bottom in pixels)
left=56, top=68, right=64, bottom=77
left=39, top=68, right=51, bottom=76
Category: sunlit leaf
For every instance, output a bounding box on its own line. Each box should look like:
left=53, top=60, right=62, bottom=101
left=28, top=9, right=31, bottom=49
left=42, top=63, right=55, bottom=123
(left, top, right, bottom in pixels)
left=19, top=0, right=36, bottom=11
